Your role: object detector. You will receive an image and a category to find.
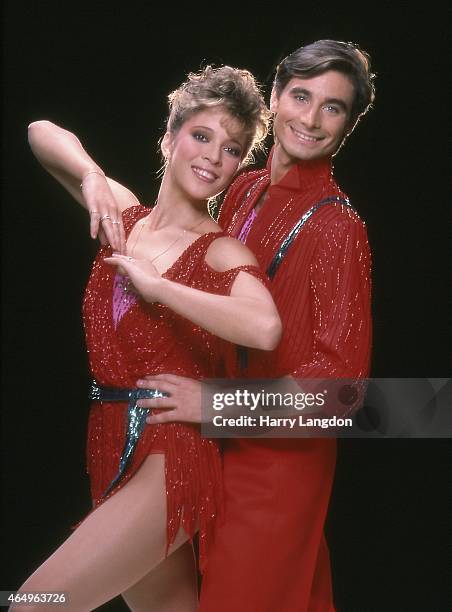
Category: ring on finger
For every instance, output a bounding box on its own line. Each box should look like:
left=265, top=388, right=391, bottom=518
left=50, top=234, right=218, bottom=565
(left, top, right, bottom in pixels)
left=111, top=220, right=120, bottom=225
left=100, top=214, right=111, bottom=222
left=89, top=210, right=99, bottom=216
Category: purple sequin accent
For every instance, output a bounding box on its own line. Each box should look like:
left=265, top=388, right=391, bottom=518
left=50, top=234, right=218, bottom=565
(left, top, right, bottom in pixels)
left=112, top=273, right=138, bottom=329
left=237, top=208, right=257, bottom=244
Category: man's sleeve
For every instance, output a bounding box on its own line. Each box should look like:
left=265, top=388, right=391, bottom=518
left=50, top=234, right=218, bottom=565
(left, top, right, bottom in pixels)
left=290, top=209, right=372, bottom=381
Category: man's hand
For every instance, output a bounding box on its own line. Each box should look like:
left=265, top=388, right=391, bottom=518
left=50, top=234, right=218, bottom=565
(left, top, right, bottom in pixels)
left=136, top=374, right=203, bottom=424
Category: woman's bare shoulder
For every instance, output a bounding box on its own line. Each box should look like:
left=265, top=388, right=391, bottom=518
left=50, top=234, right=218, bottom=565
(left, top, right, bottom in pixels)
left=205, top=235, right=258, bottom=272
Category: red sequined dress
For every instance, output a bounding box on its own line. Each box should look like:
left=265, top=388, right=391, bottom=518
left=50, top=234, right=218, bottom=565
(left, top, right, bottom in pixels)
left=199, top=151, right=372, bottom=611
left=82, top=204, right=264, bottom=569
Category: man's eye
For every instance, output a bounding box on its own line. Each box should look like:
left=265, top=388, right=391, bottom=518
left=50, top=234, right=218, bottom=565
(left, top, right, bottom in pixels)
left=224, top=146, right=241, bottom=157
left=193, top=132, right=208, bottom=142
left=324, top=105, right=339, bottom=114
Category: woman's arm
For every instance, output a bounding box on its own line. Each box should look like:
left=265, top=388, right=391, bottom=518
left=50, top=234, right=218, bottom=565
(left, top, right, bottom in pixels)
left=105, top=237, right=282, bottom=351
left=27, top=120, right=138, bottom=251
left=156, top=269, right=281, bottom=350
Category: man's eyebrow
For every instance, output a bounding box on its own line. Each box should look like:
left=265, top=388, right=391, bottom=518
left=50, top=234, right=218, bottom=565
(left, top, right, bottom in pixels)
left=289, top=87, right=349, bottom=113
left=289, top=86, right=311, bottom=97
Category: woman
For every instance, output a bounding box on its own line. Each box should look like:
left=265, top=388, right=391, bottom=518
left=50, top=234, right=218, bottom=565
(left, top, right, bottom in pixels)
left=16, top=66, right=280, bottom=611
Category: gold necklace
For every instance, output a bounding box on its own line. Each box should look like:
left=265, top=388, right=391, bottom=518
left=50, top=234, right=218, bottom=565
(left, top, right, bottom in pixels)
left=129, top=210, right=208, bottom=262
left=150, top=216, right=208, bottom=264
left=121, top=213, right=208, bottom=295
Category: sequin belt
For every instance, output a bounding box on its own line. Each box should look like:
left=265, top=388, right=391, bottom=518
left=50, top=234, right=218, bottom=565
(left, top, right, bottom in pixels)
left=89, top=380, right=169, bottom=497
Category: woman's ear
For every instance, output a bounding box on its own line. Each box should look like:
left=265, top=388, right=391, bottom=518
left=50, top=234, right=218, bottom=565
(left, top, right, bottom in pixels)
left=161, top=131, right=173, bottom=159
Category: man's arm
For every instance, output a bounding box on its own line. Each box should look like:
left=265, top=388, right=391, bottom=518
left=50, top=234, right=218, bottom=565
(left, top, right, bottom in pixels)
left=278, top=208, right=372, bottom=417
left=291, top=210, right=372, bottom=380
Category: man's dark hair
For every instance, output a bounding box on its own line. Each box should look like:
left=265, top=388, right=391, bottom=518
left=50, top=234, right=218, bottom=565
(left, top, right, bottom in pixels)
left=274, top=39, right=376, bottom=128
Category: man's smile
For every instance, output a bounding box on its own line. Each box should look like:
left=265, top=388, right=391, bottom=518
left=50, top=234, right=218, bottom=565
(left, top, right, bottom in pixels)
left=289, top=125, right=323, bottom=144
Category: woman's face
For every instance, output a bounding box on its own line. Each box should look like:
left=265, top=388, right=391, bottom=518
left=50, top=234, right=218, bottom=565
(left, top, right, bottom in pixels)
left=164, top=107, right=248, bottom=201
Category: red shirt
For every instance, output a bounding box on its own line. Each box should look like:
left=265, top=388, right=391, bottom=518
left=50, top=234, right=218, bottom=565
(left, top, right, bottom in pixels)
left=219, top=150, right=372, bottom=382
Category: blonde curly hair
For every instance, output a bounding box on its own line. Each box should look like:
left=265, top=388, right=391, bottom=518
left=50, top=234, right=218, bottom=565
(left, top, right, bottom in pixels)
left=167, top=65, right=271, bottom=164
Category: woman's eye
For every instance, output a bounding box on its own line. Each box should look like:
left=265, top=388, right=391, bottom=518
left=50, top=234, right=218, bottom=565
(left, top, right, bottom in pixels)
left=295, top=95, right=307, bottom=103
left=193, top=132, right=208, bottom=142
left=224, top=146, right=241, bottom=157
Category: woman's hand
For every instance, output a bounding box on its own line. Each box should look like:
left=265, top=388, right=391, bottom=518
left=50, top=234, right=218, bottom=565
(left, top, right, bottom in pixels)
left=104, top=254, right=165, bottom=302
left=81, top=172, right=126, bottom=253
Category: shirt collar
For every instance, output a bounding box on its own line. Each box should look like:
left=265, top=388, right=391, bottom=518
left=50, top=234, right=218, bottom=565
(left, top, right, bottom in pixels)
left=266, top=145, right=333, bottom=190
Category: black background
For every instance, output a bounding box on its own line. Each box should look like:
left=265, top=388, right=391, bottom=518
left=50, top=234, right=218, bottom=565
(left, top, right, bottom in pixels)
left=2, top=2, right=451, bottom=611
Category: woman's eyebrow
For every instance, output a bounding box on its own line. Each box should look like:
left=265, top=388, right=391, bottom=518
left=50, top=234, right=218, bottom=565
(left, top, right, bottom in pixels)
left=192, top=125, right=243, bottom=147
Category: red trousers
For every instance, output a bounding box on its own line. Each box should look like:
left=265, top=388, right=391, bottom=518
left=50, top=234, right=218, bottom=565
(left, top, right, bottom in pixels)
left=199, top=438, right=337, bottom=612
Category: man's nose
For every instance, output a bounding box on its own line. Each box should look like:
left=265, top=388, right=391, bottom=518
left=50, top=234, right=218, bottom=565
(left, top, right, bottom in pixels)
left=301, top=105, right=321, bottom=130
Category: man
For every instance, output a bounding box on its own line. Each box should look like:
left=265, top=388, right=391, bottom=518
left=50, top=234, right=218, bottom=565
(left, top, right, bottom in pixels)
left=139, top=39, right=375, bottom=611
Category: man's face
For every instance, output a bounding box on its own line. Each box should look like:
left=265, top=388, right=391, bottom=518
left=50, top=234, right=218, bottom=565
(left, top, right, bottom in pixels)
left=271, top=70, right=355, bottom=162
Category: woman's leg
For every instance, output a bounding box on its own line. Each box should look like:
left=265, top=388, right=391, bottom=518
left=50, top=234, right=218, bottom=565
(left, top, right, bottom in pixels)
left=12, top=455, right=191, bottom=611
left=122, top=541, right=198, bottom=612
